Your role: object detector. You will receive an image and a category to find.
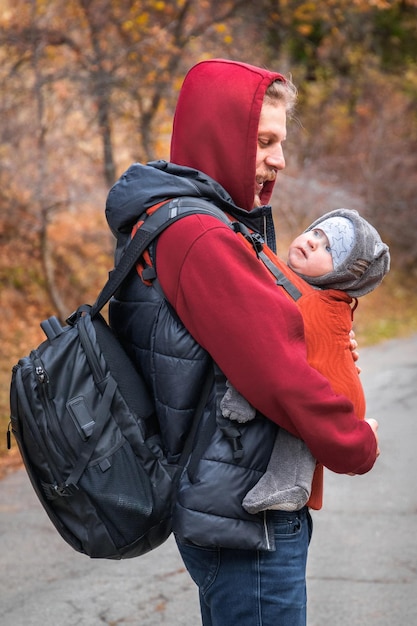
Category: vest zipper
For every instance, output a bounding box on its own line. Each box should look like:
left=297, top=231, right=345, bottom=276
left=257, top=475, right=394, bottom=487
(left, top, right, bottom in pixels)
left=263, top=511, right=271, bottom=550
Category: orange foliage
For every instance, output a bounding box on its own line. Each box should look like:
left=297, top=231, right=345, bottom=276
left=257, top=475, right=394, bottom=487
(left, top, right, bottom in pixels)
left=1, top=0, right=417, bottom=466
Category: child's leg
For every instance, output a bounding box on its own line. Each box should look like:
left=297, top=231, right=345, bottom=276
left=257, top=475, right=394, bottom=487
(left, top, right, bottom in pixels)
left=242, top=429, right=316, bottom=513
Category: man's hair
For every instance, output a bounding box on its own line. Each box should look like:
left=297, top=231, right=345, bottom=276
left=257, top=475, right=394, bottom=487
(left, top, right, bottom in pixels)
left=265, top=77, right=298, bottom=117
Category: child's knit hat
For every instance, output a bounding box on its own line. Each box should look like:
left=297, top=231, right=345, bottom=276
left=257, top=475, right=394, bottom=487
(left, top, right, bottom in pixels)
left=299, top=208, right=390, bottom=297
left=316, top=215, right=355, bottom=270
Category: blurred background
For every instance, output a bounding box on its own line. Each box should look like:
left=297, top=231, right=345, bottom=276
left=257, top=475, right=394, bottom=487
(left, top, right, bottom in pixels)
left=1, top=0, right=417, bottom=462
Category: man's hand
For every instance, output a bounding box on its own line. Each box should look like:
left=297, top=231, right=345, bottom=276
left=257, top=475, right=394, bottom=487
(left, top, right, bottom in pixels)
left=365, top=417, right=380, bottom=458
left=349, top=329, right=361, bottom=374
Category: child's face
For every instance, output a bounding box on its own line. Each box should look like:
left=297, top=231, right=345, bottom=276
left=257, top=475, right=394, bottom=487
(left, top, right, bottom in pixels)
left=287, top=229, right=334, bottom=277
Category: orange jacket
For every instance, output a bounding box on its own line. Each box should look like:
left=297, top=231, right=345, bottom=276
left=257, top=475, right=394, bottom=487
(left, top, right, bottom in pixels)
left=261, top=246, right=365, bottom=509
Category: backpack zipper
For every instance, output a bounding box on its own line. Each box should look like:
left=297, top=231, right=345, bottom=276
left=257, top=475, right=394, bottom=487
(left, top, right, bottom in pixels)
left=33, top=354, right=76, bottom=463
left=35, top=362, right=51, bottom=395
left=13, top=362, right=64, bottom=485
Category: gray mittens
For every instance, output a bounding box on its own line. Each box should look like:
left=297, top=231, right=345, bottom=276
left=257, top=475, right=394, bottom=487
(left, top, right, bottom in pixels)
left=220, top=381, right=316, bottom=513
left=221, top=381, right=257, bottom=422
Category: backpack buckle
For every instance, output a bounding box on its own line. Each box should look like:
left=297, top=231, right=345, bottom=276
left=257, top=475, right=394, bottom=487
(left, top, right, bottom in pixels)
left=231, top=222, right=264, bottom=256
left=54, top=483, right=79, bottom=497
left=249, top=232, right=264, bottom=254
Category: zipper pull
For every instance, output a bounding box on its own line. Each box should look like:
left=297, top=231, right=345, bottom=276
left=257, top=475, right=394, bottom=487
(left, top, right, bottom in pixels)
left=35, top=365, right=47, bottom=383
left=6, top=421, right=12, bottom=450
left=35, top=362, right=52, bottom=398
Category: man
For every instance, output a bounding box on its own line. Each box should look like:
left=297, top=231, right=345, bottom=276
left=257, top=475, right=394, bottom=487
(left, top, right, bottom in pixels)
left=106, top=59, right=379, bottom=626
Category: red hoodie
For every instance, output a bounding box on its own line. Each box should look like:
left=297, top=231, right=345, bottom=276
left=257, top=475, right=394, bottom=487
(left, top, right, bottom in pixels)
left=171, top=59, right=284, bottom=211
left=156, top=59, right=377, bottom=476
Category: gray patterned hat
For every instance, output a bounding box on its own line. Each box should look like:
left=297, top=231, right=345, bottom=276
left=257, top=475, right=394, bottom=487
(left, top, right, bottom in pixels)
left=297, top=208, right=390, bottom=297
left=316, top=215, right=355, bottom=270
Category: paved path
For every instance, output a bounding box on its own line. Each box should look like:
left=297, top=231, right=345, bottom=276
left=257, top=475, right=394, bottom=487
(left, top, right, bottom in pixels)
left=1, top=334, right=416, bottom=625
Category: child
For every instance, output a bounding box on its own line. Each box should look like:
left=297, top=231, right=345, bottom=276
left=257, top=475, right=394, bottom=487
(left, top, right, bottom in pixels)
left=221, top=208, right=390, bottom=513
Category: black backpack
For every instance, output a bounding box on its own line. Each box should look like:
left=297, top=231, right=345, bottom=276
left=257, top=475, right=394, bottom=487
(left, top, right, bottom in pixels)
left=8, top=197, right=230, bottom=559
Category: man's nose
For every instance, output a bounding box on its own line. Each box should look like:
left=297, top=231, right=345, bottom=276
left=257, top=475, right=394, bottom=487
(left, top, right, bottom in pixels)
left=266, top=145, right=285, bottom=171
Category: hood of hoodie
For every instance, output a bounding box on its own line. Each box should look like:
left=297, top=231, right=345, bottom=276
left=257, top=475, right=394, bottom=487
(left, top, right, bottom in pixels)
left=105, top=160, right=278, bottom=252
left=170, top=58, right=286, bottom=211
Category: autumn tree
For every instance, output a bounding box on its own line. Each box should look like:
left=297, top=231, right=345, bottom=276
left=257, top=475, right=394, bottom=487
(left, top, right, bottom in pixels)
left=243, top=0, right=417, bottom=267
left=1, top=0, right=416, bottom=321
left=1, top=0, right=417, bottom=451
left=0, top=0, right=248, bottom=321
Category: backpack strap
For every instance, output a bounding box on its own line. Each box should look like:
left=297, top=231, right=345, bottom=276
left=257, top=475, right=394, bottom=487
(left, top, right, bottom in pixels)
left=82, top=195, right=301, bottom=323
left=230, top=221, right=302, bottom=302
left=84, top=197, right=231, bottom=321
left=128, top=197, right=303, bottom=305
left=258, top=249, right=302, bottom=301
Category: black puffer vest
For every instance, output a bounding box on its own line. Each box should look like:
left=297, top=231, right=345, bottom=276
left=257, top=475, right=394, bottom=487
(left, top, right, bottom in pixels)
left=109, top=207, right=279, bottom=551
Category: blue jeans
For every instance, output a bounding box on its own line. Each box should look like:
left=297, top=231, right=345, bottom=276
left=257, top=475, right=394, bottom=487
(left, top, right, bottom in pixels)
left=176, top=507, right=312, bottom=626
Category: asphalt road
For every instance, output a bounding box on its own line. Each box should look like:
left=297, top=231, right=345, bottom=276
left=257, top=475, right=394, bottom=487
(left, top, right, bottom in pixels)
left=1, top=334, right=416, bottom=626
